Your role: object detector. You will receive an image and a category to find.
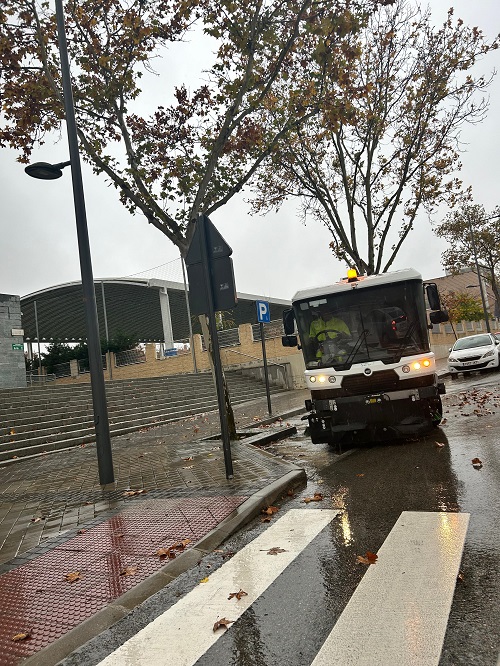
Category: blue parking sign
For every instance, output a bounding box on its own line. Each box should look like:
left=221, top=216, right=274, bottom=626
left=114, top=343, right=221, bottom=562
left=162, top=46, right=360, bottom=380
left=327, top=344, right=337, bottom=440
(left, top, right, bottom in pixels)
left=256, top=300, right=270, bottom=323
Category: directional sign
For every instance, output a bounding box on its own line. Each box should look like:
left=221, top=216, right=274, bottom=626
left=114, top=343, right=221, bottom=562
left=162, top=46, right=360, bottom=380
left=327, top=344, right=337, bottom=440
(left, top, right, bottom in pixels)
left=256, top=300, right=270, bottom=323
left=185, top=215, right=232, bottom=266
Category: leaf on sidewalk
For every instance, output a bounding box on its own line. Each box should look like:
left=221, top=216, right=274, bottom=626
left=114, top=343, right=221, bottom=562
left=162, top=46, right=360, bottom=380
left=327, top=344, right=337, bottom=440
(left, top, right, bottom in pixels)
left=228, top=589, right=248, bottom=601
left=12, top=630, right=31, bottom=642
left=200, top=577, right=210, bottom=584
left=122, top=489, right=147, bottom=496
left=356, top=551, right=378, bottom=565
left=64, top=571, right=81, bottom=583
left=120, top=566, right=138, bottom=576
left=471, top=457, right=483, bottom=469
left=213, top=618, right=234, bottom=632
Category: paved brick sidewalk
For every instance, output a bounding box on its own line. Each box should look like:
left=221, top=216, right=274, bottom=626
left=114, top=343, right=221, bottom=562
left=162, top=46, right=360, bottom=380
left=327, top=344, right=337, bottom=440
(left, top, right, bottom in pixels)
left=0, top=389, right=308, bottom=665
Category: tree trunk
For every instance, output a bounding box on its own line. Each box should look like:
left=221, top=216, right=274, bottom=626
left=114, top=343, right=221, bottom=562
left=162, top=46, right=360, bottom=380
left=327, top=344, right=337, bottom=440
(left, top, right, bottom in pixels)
left=199, top=315, right=237, bottom=440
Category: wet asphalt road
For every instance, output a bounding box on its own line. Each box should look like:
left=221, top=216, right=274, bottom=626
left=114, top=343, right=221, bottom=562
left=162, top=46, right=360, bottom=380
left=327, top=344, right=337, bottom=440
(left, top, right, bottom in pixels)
left=64, top=371, right=500, bottom=666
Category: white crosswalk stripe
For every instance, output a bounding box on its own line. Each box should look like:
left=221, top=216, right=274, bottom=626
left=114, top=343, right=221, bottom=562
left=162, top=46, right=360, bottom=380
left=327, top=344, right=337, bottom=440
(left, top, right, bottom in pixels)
left=96, top=508, right=340, bottom=666
left=311, top=511, right=469, bottom=666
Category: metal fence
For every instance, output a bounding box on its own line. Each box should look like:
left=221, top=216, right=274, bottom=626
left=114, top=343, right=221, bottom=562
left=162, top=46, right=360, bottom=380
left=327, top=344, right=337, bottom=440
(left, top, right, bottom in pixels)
left=26, top=373, right=56, bottom=385
left=201, top=327, right=240, bottom=351
left=115, top=348, right=146, bottom=367
left=251, top=319, right=283, bottom=342
left=78, top=355, right=108, bottom=374
left=52, top=361, right=72, bottom=378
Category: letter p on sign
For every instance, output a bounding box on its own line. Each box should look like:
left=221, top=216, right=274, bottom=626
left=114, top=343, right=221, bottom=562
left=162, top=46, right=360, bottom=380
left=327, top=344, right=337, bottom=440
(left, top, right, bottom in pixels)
left=256, top=300, right=270, bottom=323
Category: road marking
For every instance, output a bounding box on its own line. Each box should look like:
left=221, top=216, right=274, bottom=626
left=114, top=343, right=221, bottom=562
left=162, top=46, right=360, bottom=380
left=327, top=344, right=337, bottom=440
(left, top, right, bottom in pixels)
left=312, top=511, right=470, bottom=666
left=96, top=508, right=339, bottom=666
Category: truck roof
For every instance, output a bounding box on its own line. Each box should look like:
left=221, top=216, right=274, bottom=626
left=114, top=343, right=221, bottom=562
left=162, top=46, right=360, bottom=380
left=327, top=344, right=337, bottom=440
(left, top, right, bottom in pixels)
left=292, top=268, right=422, bottom=302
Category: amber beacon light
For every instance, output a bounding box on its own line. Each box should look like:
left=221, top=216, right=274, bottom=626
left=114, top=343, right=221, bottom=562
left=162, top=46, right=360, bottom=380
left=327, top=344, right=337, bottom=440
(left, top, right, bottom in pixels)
left=347, top=268, right=358, bottom=282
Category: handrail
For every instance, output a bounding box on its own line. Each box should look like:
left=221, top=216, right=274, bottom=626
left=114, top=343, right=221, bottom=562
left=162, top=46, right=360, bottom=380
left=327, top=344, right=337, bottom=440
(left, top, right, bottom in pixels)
left=222, top=347, right=287, bottom=369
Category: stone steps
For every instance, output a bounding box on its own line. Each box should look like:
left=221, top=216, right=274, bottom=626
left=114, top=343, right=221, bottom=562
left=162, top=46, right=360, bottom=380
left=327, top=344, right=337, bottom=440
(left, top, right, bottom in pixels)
left=0, top=371, right=285, bottom=463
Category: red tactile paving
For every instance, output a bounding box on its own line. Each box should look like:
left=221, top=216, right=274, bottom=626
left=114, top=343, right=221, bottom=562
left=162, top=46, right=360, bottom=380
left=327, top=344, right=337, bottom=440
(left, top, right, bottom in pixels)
left=0, top=495, right=247, bottom=664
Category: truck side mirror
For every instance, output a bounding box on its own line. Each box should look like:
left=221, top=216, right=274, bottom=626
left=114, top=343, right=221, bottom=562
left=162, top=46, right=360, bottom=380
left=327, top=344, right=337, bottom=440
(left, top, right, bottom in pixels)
left=282, top=335, right=298, bottom=347
left=425, top=283, right=442, bottom=311
left=430, top=309, right=449, bottom=324
left=283, top=308, right=295, bottom=335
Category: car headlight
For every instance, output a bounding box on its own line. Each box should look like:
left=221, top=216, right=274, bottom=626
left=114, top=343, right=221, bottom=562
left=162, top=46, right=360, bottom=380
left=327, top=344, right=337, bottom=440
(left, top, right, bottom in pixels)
left=483, top=349, right=494, bottom=359
left=448, top=356, right=458, bottom=363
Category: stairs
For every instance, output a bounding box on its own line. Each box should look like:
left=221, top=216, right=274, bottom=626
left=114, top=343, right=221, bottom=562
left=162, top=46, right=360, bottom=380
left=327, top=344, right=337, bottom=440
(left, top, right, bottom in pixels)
left=0, top=371, right=286, bottom=463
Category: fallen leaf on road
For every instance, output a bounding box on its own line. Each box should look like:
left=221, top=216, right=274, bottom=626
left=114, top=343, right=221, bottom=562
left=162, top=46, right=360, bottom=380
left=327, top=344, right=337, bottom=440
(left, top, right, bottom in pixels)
left=435, top=441, right=445, bottom=448
left=356, top=551, right=378, bottom=565
left=263, top=547, right=288, bottom=555
left=261, top=506, right=279, bottom=516
left=457, top=570, right=465, bottom=584
left=213, top=618, right=234, bottom=632
left=200, top=577, right=209, bottom=584
left=10, top=429, right=15, bottom=435
left=228, top=589, right=248, bottom=601
left=30, top=517, right=41, bottom=523
left=356, top=473, right=365, bottom=477
left=471, top=458, right=483, bottom=469
left=302, top=493, right=323, bottom=503
left=64, top=571, right=81, bottom=583
left=120, top=566, right=137, bottom=576
left=12, top=630, right=31, bottom=642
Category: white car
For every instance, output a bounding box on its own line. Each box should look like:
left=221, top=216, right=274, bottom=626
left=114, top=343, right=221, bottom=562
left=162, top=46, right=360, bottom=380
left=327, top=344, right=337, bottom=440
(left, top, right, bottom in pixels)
left=448, top=333, right=500, bottom=375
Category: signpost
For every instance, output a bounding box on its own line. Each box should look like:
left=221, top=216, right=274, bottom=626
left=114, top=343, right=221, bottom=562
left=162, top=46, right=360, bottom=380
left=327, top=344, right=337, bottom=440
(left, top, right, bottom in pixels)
left=185, top=215, right=237, bottom=479
left=256, top=300, right=272, bottom=415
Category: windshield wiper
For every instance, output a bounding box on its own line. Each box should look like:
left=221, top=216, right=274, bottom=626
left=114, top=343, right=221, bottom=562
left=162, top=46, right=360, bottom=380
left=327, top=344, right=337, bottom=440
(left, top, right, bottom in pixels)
left=334, top=329, right=369, bottom=371
left=387, top=322, right=416, bottom=364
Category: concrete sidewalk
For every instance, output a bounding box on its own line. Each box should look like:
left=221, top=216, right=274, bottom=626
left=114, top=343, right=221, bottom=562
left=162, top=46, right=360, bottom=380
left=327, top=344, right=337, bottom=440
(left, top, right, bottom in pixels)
left=0, top=389, right=310, bottom=666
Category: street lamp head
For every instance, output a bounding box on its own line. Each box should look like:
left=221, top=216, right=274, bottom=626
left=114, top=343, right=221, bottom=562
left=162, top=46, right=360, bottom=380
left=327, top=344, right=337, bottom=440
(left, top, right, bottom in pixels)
left=24, top=160, right=71, bottom=180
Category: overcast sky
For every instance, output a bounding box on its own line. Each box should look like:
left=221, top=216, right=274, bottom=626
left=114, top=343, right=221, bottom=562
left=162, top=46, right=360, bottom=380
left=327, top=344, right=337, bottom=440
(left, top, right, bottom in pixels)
left=1, top=1, right=499, bottom=302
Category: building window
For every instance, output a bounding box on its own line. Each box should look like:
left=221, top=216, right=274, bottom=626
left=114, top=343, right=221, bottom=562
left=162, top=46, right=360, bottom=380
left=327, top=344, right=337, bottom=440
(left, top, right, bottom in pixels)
left=444, top=323, right=453, bottom=334
left=466, top=321, right=474, bottom=331
left=476, top=321, right=483, bottom=331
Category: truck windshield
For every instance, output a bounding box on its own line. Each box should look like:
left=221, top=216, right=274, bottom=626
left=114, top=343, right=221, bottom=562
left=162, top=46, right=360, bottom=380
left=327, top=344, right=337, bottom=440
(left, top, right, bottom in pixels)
left=294, top=280, right=428, bottom=370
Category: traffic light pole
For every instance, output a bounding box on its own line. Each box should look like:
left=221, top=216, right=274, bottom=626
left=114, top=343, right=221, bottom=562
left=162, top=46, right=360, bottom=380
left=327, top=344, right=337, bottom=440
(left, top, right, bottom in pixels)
left=198, top=215, right=234, bottom=479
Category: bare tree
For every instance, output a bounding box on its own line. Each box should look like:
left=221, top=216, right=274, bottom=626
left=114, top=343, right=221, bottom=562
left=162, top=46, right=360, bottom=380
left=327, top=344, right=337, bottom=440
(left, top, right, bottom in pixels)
left=251, top=0, right=499, bottom=275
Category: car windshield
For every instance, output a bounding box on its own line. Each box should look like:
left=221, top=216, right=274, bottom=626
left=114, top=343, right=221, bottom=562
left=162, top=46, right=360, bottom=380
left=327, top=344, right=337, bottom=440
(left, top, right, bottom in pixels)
left=294, top=280, right=428, bottom=370
left=453, top=335, right=492, bottom=351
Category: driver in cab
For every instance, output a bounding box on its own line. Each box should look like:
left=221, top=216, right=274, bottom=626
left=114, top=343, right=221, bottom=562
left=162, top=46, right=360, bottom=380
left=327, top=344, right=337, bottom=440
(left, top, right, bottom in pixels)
left=309, top=304, right=350, bottom=359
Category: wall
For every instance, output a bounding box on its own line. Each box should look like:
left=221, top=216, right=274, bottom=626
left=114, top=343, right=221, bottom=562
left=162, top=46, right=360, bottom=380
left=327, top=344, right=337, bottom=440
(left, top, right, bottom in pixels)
left=0, top=294, right=26, bottom=389
left=55, top=323, right=303, bottom=386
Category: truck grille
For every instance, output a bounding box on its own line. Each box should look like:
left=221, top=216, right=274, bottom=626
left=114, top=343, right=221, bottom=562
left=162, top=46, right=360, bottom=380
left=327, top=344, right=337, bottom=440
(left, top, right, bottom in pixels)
left=311, top=371, right=434, bottom=399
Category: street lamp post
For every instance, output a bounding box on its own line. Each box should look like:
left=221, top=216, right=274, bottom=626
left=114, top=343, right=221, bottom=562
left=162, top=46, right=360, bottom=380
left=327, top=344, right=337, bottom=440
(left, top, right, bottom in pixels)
left=25, top=0, right=114, bottom=484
